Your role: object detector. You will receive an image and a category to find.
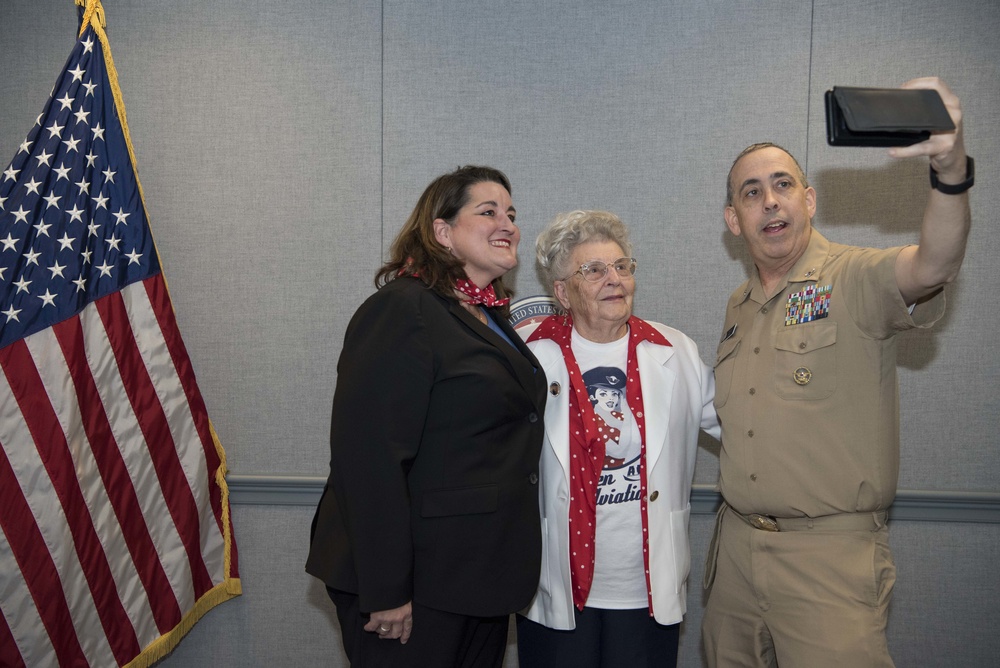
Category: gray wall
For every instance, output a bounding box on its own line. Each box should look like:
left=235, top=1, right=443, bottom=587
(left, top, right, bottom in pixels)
left=1, top=1, right=997, bottom=666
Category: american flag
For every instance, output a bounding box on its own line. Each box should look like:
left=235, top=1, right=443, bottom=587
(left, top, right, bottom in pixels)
left=0, top=6, right=240, bottom=668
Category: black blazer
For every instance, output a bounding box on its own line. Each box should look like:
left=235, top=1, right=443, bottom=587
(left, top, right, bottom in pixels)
left=306, top=277, right=547, bottom=618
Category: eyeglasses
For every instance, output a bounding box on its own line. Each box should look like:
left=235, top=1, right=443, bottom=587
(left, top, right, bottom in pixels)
left=566, top=257, right=637, bottom=282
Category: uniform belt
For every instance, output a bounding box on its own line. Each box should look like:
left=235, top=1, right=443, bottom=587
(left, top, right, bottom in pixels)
left=728, top=505, right=888, bottom=532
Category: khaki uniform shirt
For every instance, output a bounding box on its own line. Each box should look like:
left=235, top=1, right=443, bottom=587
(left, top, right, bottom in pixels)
left=714, top=230, right=944, bottom=518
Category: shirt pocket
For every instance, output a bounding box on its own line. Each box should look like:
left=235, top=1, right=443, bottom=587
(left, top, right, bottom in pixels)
left=773, top=320, right=837, bottom=400
left=713, top=336, right=741, bottom=408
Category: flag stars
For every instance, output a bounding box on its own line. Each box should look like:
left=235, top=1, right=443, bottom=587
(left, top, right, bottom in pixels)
left=24, top=178, right=42, bottom=195
left=66, top=204, right=85, bottom=223
left=38, top=289, right=58, bottom=307
left=56, top=93, right=74, bottom=111
left=0, top=37, right=166, bottom=352
left=42, top=192, right=62, bottom=209
left=46, top=121, right=65, bottom=139
left=12, top=206, right=31, bottom=224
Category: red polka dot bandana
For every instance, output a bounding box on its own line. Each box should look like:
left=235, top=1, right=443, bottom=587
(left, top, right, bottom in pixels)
left=454, top=278, right=509, bottom=307
left=396, top=263, right=509, bottom=308
left=527, top=314, right=670, bottom=610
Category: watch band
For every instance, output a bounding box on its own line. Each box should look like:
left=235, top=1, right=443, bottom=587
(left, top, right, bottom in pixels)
left=930, top=156, right=974, bottom=195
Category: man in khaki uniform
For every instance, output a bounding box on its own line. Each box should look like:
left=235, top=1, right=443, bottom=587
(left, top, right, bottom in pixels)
left=702, top=78, right=972, bottom=668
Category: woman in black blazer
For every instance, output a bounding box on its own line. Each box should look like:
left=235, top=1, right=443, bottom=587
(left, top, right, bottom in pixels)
left=306, top=166, right=547, bottom=667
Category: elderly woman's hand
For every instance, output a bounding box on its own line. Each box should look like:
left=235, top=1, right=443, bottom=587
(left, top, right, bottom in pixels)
left=364, top=601, right=413, bottom=643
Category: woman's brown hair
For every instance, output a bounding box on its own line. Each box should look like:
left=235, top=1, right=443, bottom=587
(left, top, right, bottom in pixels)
left=376, top=165, right=515, bottom=315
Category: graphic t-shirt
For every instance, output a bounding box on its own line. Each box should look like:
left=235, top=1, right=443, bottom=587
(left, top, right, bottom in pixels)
left=571, top=329, right=647, bottom=609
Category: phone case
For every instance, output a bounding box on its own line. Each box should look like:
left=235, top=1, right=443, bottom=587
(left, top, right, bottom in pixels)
left=825, top=86, right=954, bottom=147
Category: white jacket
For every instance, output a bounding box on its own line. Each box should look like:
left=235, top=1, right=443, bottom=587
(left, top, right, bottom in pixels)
left=521, top=320, right=720, bottom=628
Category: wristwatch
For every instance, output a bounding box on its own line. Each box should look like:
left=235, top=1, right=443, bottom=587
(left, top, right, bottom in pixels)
left=930, top=156, right=974, bottom=194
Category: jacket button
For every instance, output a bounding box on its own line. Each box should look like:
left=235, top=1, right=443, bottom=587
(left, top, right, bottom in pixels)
left=528, top=473, right=539, bottom=484
left=529, top=413, right=538, bottom=423
left=649, top=490, right=659, bottom=502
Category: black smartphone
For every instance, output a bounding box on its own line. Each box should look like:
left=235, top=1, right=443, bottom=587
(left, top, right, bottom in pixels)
left=825, top=86, right=955, bottom=147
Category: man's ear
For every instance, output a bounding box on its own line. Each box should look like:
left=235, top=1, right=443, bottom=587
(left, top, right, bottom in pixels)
left=724, top=207, right=742, bottom=237
left=805, top=186, right=817, bottom=219
left=432, top=218, right=451, bottom=248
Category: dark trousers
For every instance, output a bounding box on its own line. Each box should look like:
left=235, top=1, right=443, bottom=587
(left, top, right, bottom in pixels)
left=516, top=607, right=680, bottom=668
left=327, top=587, right=509, bottom=668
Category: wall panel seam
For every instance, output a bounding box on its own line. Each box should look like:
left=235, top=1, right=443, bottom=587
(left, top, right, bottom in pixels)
left=227, top=475, right=1000, bottom=523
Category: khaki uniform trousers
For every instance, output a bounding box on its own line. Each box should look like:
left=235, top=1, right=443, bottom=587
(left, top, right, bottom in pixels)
left=702, top=506, right=896, bottom=668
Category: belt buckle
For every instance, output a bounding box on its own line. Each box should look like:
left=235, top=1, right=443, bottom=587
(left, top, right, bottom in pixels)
left=749, top=513, right=780, bottom=532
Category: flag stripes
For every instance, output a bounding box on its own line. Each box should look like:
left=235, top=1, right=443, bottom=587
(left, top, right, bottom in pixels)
left=2, top=335, right=143, bottom=665
left=51, top=314, right=183, bottom=633
left=0, top=278, right=235, bottom=665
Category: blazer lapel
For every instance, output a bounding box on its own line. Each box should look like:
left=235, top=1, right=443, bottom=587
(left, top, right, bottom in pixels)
left=637, top=341, right=676, bottom=472
left=494, top=313, right=546, bottom=409
left=447, top=301, right=545, bottom=410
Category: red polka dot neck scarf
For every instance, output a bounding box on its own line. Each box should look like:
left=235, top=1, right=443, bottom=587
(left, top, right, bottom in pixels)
left=396, top=263, right=509, bottom=308
left=453, top=278, right=509, bottom=307
left=527, top=314, right=670, bottom=610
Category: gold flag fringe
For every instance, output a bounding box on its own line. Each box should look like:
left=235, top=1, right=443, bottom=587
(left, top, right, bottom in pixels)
left=72, top=2, right=242, bottom=666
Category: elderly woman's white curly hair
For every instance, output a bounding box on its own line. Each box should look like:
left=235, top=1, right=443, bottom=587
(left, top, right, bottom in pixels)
left=535, top=210, right=633, bottom=291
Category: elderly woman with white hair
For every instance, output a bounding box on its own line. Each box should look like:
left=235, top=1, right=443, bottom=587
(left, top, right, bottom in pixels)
left=516, top=210, right=720, bottom=668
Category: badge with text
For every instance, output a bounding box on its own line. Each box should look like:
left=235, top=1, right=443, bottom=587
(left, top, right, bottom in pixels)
left=785, top=284, right=832, bottom=326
